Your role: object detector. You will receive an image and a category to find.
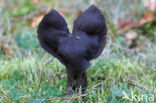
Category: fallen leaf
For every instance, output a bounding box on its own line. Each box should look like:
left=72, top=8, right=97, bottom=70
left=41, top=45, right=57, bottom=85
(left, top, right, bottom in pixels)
left=76, top=10, right=82, bottom=17
left=32, top=0, right=41, bottom=4
left=31, top=11, right=47, bottom=27
left=138, top=11, right=155, bottom=26
left=0, top=41, right=14, bottom=57
left=118, top=18, right=133, bottom=28
left=58, top=11, right=65, bottom=17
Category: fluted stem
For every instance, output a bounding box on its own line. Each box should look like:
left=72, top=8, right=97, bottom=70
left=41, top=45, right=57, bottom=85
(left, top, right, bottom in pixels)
left=66, top=68, right=88, bottom=95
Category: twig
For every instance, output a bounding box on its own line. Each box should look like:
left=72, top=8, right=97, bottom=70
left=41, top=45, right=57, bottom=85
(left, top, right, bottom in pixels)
left=117, top=23, right=137, bottom=34
left=129, top=79, right=156, bottom=95
left=44, top=91, right=93, bottom=101
left=92, top=82, right=102, bottom=89
left=49, top=74, right=54, bottom=87
left=38, top=58, right=52, bottom=86
left=44, top=82, right=102, bottom=101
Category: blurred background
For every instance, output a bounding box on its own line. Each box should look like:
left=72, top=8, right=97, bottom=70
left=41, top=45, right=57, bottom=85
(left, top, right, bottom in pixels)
left=0, top=0, right=156, bottom=58
left=0, top=0, right=156, bottom=102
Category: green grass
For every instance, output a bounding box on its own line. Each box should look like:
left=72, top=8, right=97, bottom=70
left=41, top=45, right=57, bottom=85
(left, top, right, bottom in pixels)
left=0, top=50, right=155, bottom=102
left=0, top=0, right=156, bottom=102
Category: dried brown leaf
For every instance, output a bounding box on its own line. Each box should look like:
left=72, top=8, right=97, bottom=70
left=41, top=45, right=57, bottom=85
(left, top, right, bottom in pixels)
left=31, top=11, right=47, bottom=27
left=32, top=0, right=41, bottom=4
left=0, top=41, right=14, bottom=57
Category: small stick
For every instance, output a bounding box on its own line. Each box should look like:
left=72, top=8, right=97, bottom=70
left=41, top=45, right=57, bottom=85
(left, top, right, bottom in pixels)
left=38, top=58, right=52, bottom=86
left=44, top=82, right=102, bottom=101
left=129, top=79, right=156, bottom=95
left=49, top=74, right=54, bottom=87
left=44, top=91, right=93, bottom=101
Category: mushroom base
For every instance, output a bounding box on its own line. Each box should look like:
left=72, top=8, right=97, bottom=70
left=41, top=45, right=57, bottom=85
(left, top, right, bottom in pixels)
left=66, top=68, right=88, bottom=95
